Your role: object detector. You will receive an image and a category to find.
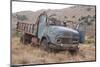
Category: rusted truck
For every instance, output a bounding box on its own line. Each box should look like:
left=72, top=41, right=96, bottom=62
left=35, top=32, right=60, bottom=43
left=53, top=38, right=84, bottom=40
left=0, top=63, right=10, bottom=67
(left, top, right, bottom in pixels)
left=16, top=12, right=85, bottom=52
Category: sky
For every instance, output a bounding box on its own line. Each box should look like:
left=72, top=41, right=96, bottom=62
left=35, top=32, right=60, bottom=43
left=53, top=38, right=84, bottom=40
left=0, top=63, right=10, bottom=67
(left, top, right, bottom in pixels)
left=12, top=1, right=73, bottom=13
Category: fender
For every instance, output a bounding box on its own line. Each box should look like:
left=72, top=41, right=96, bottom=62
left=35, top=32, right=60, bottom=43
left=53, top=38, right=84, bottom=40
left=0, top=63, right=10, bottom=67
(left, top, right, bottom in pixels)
left=41, top=34, right=51, bottom=43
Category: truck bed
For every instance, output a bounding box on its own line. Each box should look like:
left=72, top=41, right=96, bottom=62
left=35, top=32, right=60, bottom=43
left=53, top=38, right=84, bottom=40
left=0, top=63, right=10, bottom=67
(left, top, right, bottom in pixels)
left=16, top=22, right=36, bottom=35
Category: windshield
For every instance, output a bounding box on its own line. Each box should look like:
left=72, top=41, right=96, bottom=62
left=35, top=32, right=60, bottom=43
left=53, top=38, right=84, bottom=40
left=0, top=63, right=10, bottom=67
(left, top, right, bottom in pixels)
left=48, top=18, right=66, bottom=26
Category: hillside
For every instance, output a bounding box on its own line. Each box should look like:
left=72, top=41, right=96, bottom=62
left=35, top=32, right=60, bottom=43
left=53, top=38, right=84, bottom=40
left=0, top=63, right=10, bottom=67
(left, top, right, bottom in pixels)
left=12, top=5, right=95, bottom=23
left=12, top=5, right=96, bottom=38
left=12, top=37, right=95, bottom=64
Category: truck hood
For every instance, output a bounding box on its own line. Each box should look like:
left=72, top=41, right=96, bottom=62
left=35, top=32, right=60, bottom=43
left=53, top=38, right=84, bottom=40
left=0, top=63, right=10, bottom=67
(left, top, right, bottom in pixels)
left=48, top=26, right=79, bottom=34
left=47, top=26, right=79, bottom=44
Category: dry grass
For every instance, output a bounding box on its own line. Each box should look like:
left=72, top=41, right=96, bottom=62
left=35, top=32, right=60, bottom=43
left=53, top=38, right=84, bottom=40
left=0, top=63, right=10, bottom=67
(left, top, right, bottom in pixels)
left=11, top=37, right=96, bottom=65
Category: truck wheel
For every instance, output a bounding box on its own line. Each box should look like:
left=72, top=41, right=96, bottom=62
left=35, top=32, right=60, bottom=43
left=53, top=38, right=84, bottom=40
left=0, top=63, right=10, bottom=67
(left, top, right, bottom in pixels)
left=41, top=39, right=51, bottom=52
left=20, top=34, right=29, bottom=45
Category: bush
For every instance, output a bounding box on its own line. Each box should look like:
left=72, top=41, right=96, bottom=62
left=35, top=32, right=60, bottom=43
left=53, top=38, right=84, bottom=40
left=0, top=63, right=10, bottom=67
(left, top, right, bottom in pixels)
left=13, top=31, right=21, bottom=37
left=16, top=14, right=28, bottom=21
left=85, top=38, right=95, bottom=44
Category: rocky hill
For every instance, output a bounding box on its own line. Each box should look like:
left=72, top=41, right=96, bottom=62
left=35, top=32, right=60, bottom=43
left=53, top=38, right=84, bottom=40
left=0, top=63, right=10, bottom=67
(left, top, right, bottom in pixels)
left=12, top=5, right=96, bottom=37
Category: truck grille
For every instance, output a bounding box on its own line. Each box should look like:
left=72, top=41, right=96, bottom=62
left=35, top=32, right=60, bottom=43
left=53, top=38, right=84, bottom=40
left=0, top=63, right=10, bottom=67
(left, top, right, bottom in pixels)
left=60, top=38, right=79, bottom=44
left=60, top=38, right=71, bottom=44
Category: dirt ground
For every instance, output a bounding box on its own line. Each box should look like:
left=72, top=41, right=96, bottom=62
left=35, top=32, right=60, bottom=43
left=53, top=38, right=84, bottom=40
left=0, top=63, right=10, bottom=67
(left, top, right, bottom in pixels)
left=11, top=37, right=96, bottom=65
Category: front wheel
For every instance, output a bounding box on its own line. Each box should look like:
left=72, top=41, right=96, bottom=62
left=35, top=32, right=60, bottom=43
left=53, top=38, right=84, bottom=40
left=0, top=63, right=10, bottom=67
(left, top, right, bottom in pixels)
left=41, top=39, right=52, bottom=52
left=41, top=39, right=48, bottom=50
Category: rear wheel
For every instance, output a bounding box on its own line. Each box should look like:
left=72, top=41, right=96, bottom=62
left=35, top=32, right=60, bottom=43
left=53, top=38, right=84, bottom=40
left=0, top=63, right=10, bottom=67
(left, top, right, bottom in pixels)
left=20, top=35, right=27, bottom=44
left=20, top=33, right=32, bottom=45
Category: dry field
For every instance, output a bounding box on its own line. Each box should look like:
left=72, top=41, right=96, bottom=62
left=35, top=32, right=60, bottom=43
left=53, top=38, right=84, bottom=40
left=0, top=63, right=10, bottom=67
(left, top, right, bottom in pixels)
left=11, top=37, right=96, bottom=65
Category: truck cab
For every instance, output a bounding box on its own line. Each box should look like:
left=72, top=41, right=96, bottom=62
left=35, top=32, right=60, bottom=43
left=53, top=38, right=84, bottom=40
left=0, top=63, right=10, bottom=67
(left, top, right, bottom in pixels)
left=37, top=12, right=80, bottom=51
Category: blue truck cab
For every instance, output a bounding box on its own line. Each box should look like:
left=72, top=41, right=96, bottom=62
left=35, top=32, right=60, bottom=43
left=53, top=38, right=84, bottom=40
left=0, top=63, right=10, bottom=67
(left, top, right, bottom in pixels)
left=37, top=12, right=81, bottom=51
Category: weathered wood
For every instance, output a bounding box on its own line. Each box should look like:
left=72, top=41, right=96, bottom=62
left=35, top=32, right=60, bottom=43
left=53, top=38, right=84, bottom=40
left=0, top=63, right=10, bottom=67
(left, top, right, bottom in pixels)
left=16, top=22, right=36, bottom=35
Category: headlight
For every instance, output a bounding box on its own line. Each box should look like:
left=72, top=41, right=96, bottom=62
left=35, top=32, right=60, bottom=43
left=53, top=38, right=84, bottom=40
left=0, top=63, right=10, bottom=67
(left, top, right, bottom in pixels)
left=56, top=39, right=62, bottom=44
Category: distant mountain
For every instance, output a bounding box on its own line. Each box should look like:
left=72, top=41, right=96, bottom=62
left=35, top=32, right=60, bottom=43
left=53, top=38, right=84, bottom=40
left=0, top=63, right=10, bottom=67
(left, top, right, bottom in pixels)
left=12, top=5, right=95, bottom=37
left=12, top=5, right=95, bottom=23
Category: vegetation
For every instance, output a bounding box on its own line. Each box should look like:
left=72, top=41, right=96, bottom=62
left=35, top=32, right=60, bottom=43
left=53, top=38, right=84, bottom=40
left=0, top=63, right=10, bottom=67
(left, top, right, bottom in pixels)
left=12, top=5, right=96, bottom=65
left=78, top=15, right=95, bottom=25
left=12, top=37, right=95, bottom=64
left=16, top=14, right=28, bottom=21
left=72, top=16, right=76, bottom=18
left=86, top=7, right=92, bottom=11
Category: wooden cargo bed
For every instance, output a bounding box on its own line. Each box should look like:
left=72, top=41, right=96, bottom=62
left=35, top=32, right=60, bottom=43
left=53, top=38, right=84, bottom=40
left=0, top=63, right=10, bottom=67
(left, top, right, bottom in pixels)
left=16, top=22, right=37, bottom=35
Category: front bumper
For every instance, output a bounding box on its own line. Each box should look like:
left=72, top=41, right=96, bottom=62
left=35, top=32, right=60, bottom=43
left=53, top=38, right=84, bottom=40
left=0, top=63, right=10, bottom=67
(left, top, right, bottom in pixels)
left=49, top=43, right=79, bottom=50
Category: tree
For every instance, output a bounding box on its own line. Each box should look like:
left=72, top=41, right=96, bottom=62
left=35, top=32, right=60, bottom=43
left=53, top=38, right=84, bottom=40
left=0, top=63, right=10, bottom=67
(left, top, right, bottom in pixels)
left=16, top=14, right=28, bottom=21
left=78, top=15, right=93, bottom=26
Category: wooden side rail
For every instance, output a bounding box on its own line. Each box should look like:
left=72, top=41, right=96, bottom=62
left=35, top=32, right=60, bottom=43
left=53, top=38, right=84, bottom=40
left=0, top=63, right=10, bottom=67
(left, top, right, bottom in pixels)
left=16, top=22, right=35, bottom=34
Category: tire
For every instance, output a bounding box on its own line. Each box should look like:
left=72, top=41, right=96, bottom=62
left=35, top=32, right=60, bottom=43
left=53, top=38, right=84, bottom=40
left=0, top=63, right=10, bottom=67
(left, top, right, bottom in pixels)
left=20, top=34, right=32, bottom=45
left=41, top=39, right=57, bottom=53
left=41, top=39, right=52, bottom=52
left=41, top=39, right=48, bottom=49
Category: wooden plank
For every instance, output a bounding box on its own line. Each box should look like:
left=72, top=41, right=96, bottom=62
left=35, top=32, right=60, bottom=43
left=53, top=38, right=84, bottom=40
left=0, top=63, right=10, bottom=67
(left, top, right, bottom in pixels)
left=16, top=22, right=36, bottom=35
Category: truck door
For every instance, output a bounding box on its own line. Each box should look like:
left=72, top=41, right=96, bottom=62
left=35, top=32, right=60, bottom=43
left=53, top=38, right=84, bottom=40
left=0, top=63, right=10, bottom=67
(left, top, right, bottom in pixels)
left=37, top=13, right=47, bottom=39
left=76, top=22, right=87, bottom=43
